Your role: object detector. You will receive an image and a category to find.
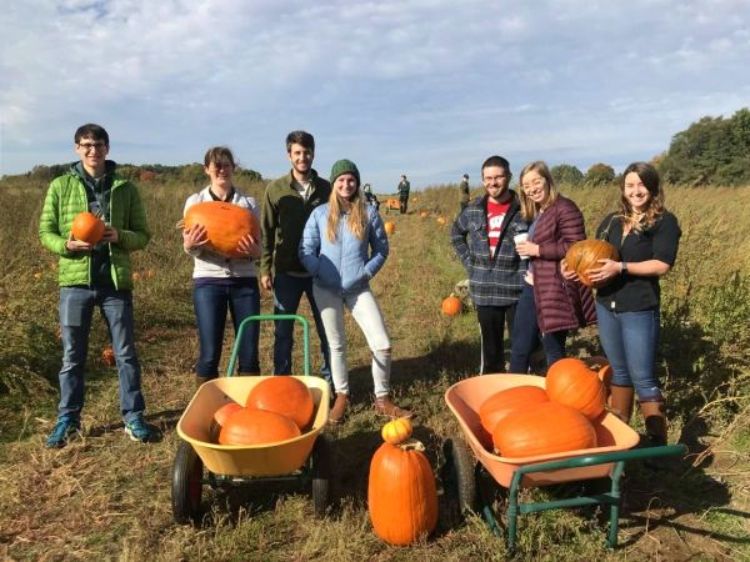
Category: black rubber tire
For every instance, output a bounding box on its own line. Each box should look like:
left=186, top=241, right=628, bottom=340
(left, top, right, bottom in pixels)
left=311, top=433, right=333, bottom=518
left=445, top=436, right=478, bottom=515
left=172, top=441, right=204, bottom=524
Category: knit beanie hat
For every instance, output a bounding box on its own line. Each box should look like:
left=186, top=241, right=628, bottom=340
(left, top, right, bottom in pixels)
left=329, top=159, right=360, bottom=186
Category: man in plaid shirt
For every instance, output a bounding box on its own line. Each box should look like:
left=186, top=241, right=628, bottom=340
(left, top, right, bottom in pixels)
left=451, top=155, right=526, bottom=374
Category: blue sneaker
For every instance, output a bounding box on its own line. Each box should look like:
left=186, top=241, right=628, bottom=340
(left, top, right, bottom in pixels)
left=124, top=415, right=153, bottom=443
left=46, top=415, right=81, bottom=448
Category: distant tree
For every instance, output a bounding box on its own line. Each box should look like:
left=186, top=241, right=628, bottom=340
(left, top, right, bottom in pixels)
left=584, top=163, right=615, bottom=186
left=550, top=164, right=584, bottom=187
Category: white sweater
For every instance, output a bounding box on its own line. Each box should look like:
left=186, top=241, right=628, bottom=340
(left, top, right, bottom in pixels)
left=183, top=187, right=260, bottom=279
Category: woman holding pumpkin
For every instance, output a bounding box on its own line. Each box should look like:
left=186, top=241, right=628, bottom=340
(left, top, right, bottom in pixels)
left=299, top=159, right=411, bottom=424
left=509, top=161, right=595, bottom=374
left=182, top=147, right=262, bottom=387
left=563, top=162, right=681, bottom=447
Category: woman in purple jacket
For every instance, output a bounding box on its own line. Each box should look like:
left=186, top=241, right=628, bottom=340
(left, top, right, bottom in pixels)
left=509, top=161, right=595, bottom=373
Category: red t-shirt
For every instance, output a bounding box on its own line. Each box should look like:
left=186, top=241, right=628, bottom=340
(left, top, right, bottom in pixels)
left=487, top=199, right=510, bottom=256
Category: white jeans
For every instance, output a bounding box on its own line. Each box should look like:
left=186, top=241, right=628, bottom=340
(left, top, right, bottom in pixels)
left=312, top=285, right=391, bottom=397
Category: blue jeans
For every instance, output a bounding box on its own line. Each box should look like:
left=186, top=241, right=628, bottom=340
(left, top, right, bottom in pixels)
left=509, top=283, right=567, bottom=373
left=595, top=302, right=663, bottom=401
left=193, top=279, right=260, bottom=377
left=58, top=286, right=144, bottom=423
left=273, top=273, right=331, bottom=382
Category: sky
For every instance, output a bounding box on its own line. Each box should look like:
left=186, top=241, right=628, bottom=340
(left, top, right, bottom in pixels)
left=1, top=0, right=749, bottom=189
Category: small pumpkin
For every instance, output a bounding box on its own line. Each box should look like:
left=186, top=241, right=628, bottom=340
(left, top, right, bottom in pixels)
left=71, top=212, right=105, bottom=245
left=386, top=198, right=400, bottom=210
left=564, top=239, right=620, bottom=287
left=546, top=358, right=606, bottom=420
left=436, top=216, right=446, bottom=226
left=101, top=346, right=116, bottom=367
left=492, top=402, right=597, bottom=457
left=479, top=385, right=549, bottom=438
left=218, top=407, right=301, bottom=445
left=420, top=211, right=429, bottom=218
left=381, top=417, right=413, bottom=444
left=246, top=377, right=315, bottom=430
left=181, top=201, right=260, bottom=259
left=368, top=440, right=438, bottom=546
left=384, top=221, right=396, bottom=235
left=441, top=295, right=462, bottom=316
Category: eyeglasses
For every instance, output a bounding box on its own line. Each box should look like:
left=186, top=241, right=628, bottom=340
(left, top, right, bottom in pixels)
left=77, top=141, right=106, bottom=152
left=522, top=178, right=546, bottom=195
left=211, top=161, right=234, bottom=170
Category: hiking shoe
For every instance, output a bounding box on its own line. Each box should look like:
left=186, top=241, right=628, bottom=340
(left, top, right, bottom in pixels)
left=46, top=416, right=81, bottom=448
left=328, top=393, right=349, bottom=425
left=374, top=396, right=413, bottom=419
left=124, top=416, right=153, bottom=443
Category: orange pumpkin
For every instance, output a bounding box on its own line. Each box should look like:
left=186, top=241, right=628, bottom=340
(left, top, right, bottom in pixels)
left=213, top=401, right=243, bottom=428
left=479, top=386, right=548, bottom=438
left=564, top=239, right=619, bottom=287
left=368, top=440, right=438, bottom=545
left=101, top=346, right=116, bottom=367
left=218, top=407, right=301, bottom=445
left=182, top=201, right=260, bottom=259
left=546, top=358, right=606, bottom=420
left=384, top=221, right=396, bottom=235
left=71, top=212, right=105, bottom=245
left=386, top=198, right=400, bottom=210
left=436, top=216, right=446, bottom=226
left=246, top=377, right=315, bottom=430
left=420, top=211, right=429, bottom=218
left=492, top=402, right=597, bottom=457
left=381, top=417, right=413, bottom=444
left=441, top=296, right=462, bottom=316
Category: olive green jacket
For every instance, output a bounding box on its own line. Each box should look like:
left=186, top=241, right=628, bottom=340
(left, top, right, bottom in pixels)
left=38, top=164, right=151, bottom=290
left=260, top=169, right=330, bottom=276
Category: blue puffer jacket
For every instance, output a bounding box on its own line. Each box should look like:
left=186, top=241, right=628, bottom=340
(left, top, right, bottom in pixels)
left=299, top=203, right=389, bottom=295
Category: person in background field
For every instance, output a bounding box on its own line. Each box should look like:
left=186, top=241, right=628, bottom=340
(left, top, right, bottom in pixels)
left=397, top=174, right=410, bottom=214
left=509, top=161, right=595, bottom=374
left=182, top=147, right=262, bottom=388
left=300, top=159, right=411, bottom=423
left=39, top=123, right=153, bottom=447
left=459, top=173, right=470, bottom=212
left=451, top=155, right=525, bottom=374
left=260, top=131, right=332, bottom=384
left=363, top=183, right=380, bottom=211
left=563, top=162, right=681, bottom=448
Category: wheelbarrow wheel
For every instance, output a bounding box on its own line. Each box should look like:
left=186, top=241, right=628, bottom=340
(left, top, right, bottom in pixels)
left=172, top=441, right=204, bottom=524
left=444, top=436, right=477, bottom=515
left=311, top=432, right=333, bottom=518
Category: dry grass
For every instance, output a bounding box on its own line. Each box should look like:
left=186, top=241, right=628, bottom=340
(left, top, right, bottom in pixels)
left=0, top=178, right=748, bottom=561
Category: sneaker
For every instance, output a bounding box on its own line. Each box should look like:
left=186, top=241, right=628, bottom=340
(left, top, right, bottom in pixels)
left=46, top=415, right=81, bottom=448
left=124, top=415, right=153, bottom=443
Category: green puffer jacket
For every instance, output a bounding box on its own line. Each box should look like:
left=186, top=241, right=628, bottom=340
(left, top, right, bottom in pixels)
left=39, top=165, right=151, bottom=290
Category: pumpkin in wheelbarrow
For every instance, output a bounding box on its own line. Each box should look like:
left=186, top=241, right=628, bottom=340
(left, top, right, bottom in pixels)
left=180, top=201, right=260, bottom=259
left=246, top=376, right=315, bottom=430
left=218, top=407, right=301, bottom=446
left=479, top=385, right=549, bottom=447
left=546, top=357, right=606, bottom=420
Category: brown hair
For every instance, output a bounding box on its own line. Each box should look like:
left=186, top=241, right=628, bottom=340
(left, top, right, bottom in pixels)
left=286, top=130, right=315, bottom=153
left=619, top=162, right=665, bottom=232
left=518, top=161, right=558, bottom=221
left=203, top=146, right=236, bottom=169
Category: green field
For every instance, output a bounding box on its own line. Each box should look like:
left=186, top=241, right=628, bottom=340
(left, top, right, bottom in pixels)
left=1, top=174, right=748, bottom=561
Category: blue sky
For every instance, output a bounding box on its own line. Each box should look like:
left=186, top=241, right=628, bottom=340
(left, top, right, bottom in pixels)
left=1, top=0, right=749, bottom=189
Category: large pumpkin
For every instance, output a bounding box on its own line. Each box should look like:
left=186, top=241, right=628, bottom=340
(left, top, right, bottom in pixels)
left=71, top=212, right=105, bottom=245
left=368, top=440, right=438, bottom=546
left=218, top=407, right=301, bottom=445
left=246, top=377, right=315, bottom=430
left=564, top=239, right=619, bottom=287
left=441, top=296, right=462, bottom=316
left=546, top=358, right=606, bottom=420
left=182, top=201, right=260, bottom=259
left=492, top=402, right=597, bottom=457
left=479, top=386, right=549, bottom=438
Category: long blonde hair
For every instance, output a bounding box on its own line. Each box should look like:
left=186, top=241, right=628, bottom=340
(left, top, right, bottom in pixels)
left=518, top=161, right=558, bottom=221
left=326, top=185, right=367, bottom=242
left=619, top=162, right=665, bottom=232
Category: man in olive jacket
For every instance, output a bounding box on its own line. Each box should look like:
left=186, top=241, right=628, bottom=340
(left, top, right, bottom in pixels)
left=260, top=131, right=331, bottom=382
left=39, top=123, right=153, bottom=448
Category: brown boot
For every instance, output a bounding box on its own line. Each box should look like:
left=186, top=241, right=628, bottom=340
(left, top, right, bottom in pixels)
left=328, top=393, right=349, bottom=425
left=608, top=385, right=635, bottom=424
left=639, top=401, right=668, bottom=447
left=374, top=396, right=412, bottom=419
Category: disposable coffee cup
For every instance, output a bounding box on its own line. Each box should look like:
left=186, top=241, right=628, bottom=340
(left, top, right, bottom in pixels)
left=513, top=232, right=530, bottom=260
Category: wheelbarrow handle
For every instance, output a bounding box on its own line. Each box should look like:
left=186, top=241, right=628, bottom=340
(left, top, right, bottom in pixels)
left=226, top=314, right=310, bottom=377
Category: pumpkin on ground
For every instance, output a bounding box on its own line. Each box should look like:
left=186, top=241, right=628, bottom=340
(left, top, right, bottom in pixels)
left=181, top=201, right=260, bottom=259
left=101, top=346, right=116, bottom=367
left=381, top=417, right=413, bottom=445
left=246, top=377, right=315, bottom=430
left=384, top=221, right=396, bottom=235
left=420, top=211, right=429, bottom=218
left=564, top=239, right=620, bottom=287
left=492, top=402, right=597, bottom=458
left=546, top=357, right=606, bottom=420
left=368, top=440, right=438, bottom=546
left=218, top=407, right=301, bottom=445
left=479, top=385, right=549, bottom=439
left=386, top=198, right=400, bottom=210
left=441, top=295, right=462, bottom=316
left=436, top=216, right=446, bottom=226
left=71, top=212, right=105, bottom=245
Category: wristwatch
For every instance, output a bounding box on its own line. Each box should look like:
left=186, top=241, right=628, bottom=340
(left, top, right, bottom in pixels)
left=621, top=262, right=628, bottom=274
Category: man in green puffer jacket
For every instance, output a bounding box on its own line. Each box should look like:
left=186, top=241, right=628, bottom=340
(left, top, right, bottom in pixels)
left=39, top=123, right=154, bottom=448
